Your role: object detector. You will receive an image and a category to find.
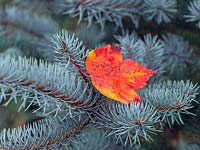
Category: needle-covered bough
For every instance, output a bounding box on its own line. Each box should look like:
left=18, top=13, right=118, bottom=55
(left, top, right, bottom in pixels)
left=0, top=30, right=199, bottom=149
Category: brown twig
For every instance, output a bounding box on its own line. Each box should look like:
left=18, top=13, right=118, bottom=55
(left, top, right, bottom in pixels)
left=134, top=120, right=145, bottom=126
left=61, top=41, right=90, bottom=83
left=0, top=76, right=93, bottom=110
left=155, top=103, right=185, bottom=110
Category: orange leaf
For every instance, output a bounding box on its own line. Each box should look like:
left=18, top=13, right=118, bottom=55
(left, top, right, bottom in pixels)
left=85, top=45, right=157, bottom=104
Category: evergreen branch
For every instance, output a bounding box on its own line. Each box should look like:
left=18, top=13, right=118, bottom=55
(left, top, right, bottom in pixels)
left=116, top=33, right=165, bottom=77
left=74, top=23, right=105, bottom=49
left=143, top=0, right=177, bottom=24
left=180, top=141, right=200, bottom=150
left=0, top=6, right=59, bottom=39
left=0, top=29, right=41, bottom=58
left=95, top=101, right=160, bottom=146
left=154, top=103, right=185, bottom=110
left=50, top=30, right=90, bottom=81
left=0, top=6, right=60, bottom=60
left=115, top=31, right=142, bottom=60
left=61, top=0, right=143, bottom=29
left=0, top=55, right=100, bottom=116
left=0, top=116, right=90, bottom=149
left=184, top=0, right=200, bottom=28
left=139, top=80, right=199, bottom=127
left=12, top=0, right=55, bottom=15
left=138, top=34, right=165, bottom=73
left=0, top=20, right=44, bottom=39
left=162, top=33, right=193, bottom=78
left=70, top=128, right=118, bottom=150
left=71, top=128, right=144, bottom=150
left=3, top=48, right=24, bottom=57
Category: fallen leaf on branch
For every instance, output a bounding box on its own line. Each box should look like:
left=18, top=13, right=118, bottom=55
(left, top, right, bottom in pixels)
left=85, top=45, right=157, bottom=104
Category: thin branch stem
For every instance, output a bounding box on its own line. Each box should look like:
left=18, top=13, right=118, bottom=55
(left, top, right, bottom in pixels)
left=0, top=76, right=93, bottom=110
left=0, top=21, right=45, bottom=39
left=155, top=103, right=185, bottom=110
left=1, top=118, right=91, bottom=150
left=61, top=41, right=91, bottom=81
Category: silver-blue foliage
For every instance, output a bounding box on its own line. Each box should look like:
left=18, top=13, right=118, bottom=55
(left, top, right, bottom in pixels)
left=139, top=80, right=199, bottom=127
left=72, top=128, right=118, bottom=150
left=12, top=0, right=55, bottom=14
left=3, top=47, right=24, bottom=57
left=143, top=0, right=177, bottom=24
left=95, top=101, right=160, bottom=146
left=140, top=34, right=165, bottom=73
left=71, top=128, right=144, bottom=150
left=50, top=30, right=89, bottom=74
left=116, top=32, right=165, bottom=77
left=0, top=6, right=59, bottom=59
left=0, top=55, right=99, bottom=118
left=185, top=0, right=200, bottom=28
left=115, top=31, right=142, bottom=60
left=162, top=33, right=193, bottom=78
left=0, top=6, right=59, bottom=36
left=74, top=23, right=105, bottom=49
left=179, top=142, right=200, bottom=150
left=0, top=116, right=89, bottom=149
left=61, top=0, right=143, bottom=29
left=0, top=29, right=199, bottom=148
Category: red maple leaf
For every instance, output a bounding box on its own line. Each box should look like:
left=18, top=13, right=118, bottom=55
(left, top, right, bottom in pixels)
left=85, top=45, right=157, bottom=104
